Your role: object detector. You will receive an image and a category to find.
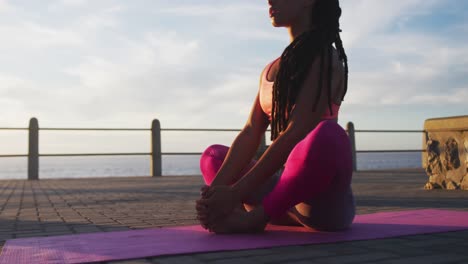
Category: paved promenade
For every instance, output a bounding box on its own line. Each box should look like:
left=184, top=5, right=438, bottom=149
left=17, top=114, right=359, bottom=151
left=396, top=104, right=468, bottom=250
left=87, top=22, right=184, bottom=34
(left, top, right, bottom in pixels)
left=0, top=170, right=467, bottom=263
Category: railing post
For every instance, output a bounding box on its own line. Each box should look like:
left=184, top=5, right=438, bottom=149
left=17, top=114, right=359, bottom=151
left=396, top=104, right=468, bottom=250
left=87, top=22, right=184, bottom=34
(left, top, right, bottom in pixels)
left=28, top=117, right=39, bottom=180
left=151, top=119, right=162, bottom=176
left=346, top=122, right=357, bottom=172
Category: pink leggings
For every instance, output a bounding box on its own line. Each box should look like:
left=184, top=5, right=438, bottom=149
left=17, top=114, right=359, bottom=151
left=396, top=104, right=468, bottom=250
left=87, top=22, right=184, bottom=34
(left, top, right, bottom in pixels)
left=200, top=120, right=355, bottom=231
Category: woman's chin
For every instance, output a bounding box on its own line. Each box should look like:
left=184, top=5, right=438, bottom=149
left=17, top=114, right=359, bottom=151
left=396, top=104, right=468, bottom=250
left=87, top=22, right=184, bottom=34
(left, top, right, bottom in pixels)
left=270, top=21, right=282, bottom=27
left=270, top=18, right=286, bottom=28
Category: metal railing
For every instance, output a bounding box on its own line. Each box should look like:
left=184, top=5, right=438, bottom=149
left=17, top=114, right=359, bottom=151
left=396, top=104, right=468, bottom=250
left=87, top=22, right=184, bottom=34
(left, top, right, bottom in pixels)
left=0, top=118, right=428, bottom=180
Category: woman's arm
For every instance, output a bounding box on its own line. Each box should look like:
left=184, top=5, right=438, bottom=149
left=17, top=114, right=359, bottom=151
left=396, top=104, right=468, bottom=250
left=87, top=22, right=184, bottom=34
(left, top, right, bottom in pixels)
left=197, top=91, right=269, bottom=228
left=232, top=54, right=332, bottom=201
left=210, top=93, right=270, bottom=186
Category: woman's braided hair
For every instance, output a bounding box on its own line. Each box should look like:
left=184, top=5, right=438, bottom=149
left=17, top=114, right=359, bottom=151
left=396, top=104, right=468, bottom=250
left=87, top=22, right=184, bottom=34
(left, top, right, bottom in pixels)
left=270, top=0, right=348, bottom=140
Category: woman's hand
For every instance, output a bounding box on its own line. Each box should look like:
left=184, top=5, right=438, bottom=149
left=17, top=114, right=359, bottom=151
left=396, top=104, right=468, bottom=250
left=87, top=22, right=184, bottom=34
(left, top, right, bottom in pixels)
left=204, top=185, right=240, bottom=216
left=196, top=185, right=210, bottom=229
left=196, top=185, right=241, bottom=230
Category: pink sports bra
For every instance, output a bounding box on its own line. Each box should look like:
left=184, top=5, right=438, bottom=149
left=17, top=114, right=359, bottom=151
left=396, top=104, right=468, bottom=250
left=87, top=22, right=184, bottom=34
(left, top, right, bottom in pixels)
left=259, top=57, right=340, bottom=121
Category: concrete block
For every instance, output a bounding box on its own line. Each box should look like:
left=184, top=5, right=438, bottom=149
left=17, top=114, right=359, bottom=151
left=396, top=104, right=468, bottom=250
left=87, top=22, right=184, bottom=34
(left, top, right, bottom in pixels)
left=423, top=116, right=468, bottom=190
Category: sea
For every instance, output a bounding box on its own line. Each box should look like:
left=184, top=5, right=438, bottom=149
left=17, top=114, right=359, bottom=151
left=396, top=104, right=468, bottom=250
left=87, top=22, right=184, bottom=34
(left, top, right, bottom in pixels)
left=0, top=152, right=423, bottom=180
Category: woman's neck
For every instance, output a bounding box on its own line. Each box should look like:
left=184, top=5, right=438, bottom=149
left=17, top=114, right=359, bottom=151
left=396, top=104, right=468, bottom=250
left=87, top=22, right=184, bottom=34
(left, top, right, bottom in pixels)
left=287, top=15, right=316, bottom=43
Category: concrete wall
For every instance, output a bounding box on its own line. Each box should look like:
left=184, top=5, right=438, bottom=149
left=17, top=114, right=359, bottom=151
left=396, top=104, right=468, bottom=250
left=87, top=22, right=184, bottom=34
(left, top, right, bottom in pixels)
left=422, top=116, right=468, bottom=190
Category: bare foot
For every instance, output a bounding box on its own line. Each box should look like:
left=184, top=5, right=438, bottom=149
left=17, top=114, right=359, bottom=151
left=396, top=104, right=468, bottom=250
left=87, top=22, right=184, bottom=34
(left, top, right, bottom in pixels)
left=210, top=206, right=268, bottom=234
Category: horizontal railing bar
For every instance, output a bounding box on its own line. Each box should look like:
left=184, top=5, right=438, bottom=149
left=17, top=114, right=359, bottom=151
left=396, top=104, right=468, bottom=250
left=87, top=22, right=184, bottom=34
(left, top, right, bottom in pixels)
left=39, top=153, right=204, bottom=156
left=2, top=128, right=464, bottom=133
left=39, top=153, right=205, bottom=157
left=40, top=153, right=151, bottom=157
left=0, top=128, right=245, bottom=132
left=163, top=151, right=429, bottom=155
left=1, top=150, right=426, bottom=158
left=162, top=152, right=203, bottom=155
left=162, top=128, right=241, bottom=132
left=40, top=128, right=150, bottom=131
left=0, top=128, right=243, bottom=132
left=1, top=127, right=466, bottom=133
left=355, top=130, right=424, bottom=133
left=357, top=150, right=425, bottom=153
left=0, top=128, right=28, bottom=130
left=0, top=154, right=28, bottom=158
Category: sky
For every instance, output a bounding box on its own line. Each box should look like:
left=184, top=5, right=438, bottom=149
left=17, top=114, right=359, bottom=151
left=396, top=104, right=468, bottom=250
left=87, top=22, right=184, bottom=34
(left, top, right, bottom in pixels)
left=0, top=0, right=467, bottom=155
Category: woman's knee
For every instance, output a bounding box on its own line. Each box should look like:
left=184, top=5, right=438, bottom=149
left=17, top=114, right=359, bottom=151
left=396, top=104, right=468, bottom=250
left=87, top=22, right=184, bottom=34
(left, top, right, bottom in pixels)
left=201, top=144, right=229, bottom=160
left=199, top=144, right=229, bottom=185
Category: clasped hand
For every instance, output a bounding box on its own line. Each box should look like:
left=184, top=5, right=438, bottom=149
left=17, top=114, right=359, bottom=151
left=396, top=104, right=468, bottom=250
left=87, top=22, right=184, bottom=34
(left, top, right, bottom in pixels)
left=196, top=185, right=239, bottom=231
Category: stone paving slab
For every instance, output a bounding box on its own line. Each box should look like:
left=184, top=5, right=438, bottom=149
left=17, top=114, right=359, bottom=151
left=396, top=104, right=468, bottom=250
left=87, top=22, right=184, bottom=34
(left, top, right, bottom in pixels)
left=0, top=170, right=467, bottom=263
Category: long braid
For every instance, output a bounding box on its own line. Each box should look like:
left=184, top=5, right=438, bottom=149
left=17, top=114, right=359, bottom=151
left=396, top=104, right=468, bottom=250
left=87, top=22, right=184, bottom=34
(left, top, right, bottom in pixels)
left=335, top=33, right=349, bottom=101
left=314, top=46, right=325, bottom=118
left=327, top=44, right=333, bottom=116
left=271, top=31, right=322, bottom=140
left=270, top=0, right=349, bottom=141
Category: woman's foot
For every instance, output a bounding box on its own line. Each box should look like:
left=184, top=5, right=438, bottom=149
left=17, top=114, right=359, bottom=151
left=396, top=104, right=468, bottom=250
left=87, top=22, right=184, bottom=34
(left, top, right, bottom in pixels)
left=210, top=206, right=268, bottom=234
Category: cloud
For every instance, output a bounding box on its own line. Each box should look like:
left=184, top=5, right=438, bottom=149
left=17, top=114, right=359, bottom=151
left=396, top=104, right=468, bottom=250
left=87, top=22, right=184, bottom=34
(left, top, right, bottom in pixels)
left=69, top=4, right=125, bottom=32
left=153, top=2, right=282, bottom=41
left=154, top=3, right=264, bottom=16
left=0, top=0, right=10, bottom=11
left=0, top=74, right=53, bottom=124
left=338, top=0, right=468, bottom=107
left=0, top=1, right=107, bottom=51
left=340, top=0, right=442, bottom=47
left=62, top=31, right=201, bottom=88
left=60, top=0, right=88, bottom=6
left=58, top=30, right=206, bottom=124
left=0, top=22, right=85, bottom=50
left=409, top=89, right=468, bottom=104
left=0, top=0, right=466, bottom=134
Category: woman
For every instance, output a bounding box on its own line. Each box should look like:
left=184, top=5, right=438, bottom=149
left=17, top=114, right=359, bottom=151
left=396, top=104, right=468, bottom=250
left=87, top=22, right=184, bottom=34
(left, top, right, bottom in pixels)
left=196, top=0, right=354, bottom=234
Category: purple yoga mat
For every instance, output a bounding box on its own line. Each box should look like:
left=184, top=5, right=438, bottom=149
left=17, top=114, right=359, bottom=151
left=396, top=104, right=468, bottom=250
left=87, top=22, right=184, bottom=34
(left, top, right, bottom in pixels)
left=1, top=209, right=468, bottom=264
